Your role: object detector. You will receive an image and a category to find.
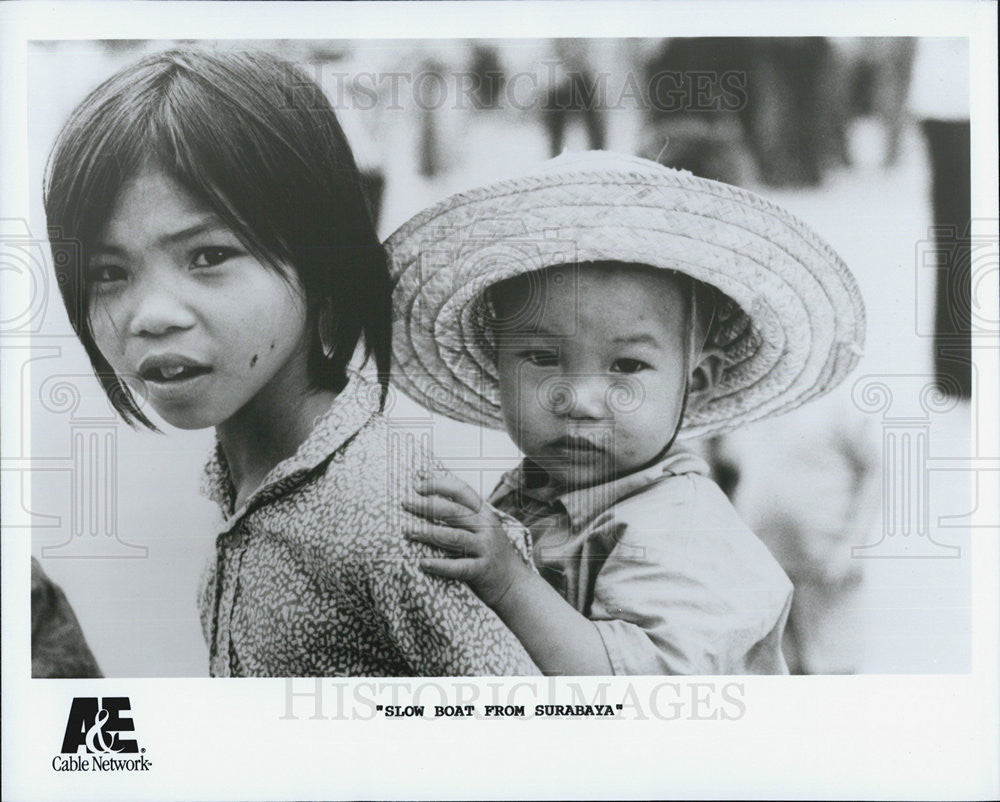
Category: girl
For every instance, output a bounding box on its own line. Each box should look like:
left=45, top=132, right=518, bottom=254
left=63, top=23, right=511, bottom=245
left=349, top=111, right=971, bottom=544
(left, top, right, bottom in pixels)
left=44, top=48, right=538, bottom=677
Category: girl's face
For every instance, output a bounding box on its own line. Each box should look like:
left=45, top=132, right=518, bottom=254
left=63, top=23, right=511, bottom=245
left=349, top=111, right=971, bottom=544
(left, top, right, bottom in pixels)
left=87, top=168, right=312, bottom=430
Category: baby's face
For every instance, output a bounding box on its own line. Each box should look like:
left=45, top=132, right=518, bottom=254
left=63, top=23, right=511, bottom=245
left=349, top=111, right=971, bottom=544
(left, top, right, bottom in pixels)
left=86, top=167, right=312, bottom=430
left=492, top=264, right=690, bottom=491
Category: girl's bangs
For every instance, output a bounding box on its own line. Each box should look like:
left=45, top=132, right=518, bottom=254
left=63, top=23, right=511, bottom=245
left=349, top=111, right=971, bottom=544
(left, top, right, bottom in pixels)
left=152, top=85, right=293, bottom=274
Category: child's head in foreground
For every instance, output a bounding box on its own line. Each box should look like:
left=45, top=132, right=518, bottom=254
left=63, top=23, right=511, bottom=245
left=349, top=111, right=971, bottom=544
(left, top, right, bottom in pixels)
left=44, top=48, right=390, bottom=432
left=486, top=261, right=723, bottom=490
left=386, top=150, right=866, bottom=482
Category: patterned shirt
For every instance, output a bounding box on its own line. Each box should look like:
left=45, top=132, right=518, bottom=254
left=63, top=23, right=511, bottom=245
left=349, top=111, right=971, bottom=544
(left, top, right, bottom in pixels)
left=198, top=368, right=539, bottom=677
left=490, top=452, right=793, bottom=675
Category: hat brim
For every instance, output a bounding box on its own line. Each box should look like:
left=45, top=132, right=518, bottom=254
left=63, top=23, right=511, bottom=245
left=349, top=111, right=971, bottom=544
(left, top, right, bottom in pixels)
left=387, top=151, right=865, bottom=439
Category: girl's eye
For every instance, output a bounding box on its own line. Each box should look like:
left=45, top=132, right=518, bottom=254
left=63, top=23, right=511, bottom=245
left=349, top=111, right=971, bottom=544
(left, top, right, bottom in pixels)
left=87, top=264, right=127, bottom=285
left=191, top=247, right=239, bottom=268
left=611, top=358, right=651, bottom=374
left=522, top=350, right=559, bottom=367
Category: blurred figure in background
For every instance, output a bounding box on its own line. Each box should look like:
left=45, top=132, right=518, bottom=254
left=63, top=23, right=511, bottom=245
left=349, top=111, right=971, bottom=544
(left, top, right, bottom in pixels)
left=841, top=38, right=917, bottom=169
left=639, top=37, right=757, bottom=185
left=468, top=42, right=505, bottom=110
left=542, top=39, right=607, bottom=156
left=740, top=38, right=850, bottom=187
left=714, top=399, right=881, bottom=674
left=638, top=37, right=851, bottom=188
left=909, top=38, right=972, bottom=399
left=299, top=42, right=390, bottom=228
left=416, top=55, right=447, bottom=178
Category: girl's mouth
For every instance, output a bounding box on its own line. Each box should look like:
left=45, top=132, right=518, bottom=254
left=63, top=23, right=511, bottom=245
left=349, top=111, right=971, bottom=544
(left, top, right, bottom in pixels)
left=141, top=364, right=211, bottom=383
left=138, top=354, right=212, bottom=386
left=137, top=361, right=214, bottom=405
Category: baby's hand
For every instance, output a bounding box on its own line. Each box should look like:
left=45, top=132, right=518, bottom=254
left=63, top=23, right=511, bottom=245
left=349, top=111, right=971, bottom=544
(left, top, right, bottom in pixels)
left=402, top=473, right=529, bottom=608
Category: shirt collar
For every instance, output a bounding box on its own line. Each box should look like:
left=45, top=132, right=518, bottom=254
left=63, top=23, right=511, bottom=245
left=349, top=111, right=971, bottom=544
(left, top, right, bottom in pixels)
left=497, top=450, right=711, bottom=531
left=200, top=365, right=382, bottom=523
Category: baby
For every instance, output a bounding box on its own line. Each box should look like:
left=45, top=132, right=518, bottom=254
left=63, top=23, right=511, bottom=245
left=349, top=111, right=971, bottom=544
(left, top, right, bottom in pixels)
left=389, top=151, right=865, bottom=675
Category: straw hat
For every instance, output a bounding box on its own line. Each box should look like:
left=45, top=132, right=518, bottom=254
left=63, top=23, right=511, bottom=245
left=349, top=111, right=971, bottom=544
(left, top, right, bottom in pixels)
left=386, top=151, right=865, bottom=440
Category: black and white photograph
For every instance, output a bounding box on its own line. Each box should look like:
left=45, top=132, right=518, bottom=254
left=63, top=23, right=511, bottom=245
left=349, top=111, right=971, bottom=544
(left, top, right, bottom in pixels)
left=2, top=2, right=998, bottom=800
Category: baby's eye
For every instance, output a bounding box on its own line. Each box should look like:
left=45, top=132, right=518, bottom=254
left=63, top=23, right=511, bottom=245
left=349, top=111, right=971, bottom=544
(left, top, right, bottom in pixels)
left=611, top=358, right=651, bottom=374
left=87, top=264, right=127, bottom=285
left=191, top=247, right=239, bottom=268
left=521, top=349, right=559, bottom=367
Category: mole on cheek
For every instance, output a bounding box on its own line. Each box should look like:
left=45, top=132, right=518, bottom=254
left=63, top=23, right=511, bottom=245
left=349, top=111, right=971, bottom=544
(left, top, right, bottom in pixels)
left=270, top=340, right=276, bottom=350
left=250, top=354, right=258, bottom=368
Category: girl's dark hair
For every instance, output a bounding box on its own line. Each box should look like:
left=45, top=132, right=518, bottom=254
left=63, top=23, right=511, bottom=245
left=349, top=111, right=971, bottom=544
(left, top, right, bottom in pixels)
left=43, top=48, right=391, bottom=429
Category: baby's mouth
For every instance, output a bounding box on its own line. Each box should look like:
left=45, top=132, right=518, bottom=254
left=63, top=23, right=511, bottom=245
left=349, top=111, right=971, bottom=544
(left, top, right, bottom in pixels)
left=552, top=435, right=607, bottom=453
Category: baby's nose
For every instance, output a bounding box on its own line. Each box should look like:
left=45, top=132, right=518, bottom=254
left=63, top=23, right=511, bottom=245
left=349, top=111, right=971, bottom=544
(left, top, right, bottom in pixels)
left=539, top=374, right=611, bottom=419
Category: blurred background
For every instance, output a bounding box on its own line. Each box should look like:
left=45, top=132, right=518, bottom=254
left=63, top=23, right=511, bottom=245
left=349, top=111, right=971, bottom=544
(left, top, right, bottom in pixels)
left=23, top=37, right=977, bottom=676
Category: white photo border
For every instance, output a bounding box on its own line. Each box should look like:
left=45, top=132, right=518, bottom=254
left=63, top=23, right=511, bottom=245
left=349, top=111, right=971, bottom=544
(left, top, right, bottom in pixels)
left=2, top=2, right=998, bottom=800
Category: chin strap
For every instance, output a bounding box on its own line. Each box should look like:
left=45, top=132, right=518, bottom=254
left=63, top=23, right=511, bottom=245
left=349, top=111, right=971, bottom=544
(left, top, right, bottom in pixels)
left=656, top=373, right=690, bottom=462
left=639, top=278, right=698, bottom=470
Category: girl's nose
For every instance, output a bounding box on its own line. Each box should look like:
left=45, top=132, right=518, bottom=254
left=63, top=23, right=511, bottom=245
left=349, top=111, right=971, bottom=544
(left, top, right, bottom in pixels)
left=126, top=279, right=197, bottom=338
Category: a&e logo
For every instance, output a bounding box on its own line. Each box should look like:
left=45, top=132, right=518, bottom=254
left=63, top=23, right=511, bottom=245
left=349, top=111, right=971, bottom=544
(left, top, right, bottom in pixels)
left=61, top=697, right=139, bottom=754
left=52, top=697, right=151, bottom=774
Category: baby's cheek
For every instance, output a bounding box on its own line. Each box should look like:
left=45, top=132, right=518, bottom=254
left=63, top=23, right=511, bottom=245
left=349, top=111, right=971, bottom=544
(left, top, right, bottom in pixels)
left=614, top=416, right=660, bottom=462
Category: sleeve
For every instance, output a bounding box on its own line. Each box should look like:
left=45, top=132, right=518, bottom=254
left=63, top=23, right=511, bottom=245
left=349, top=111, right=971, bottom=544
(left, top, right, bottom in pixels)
left=587, top=476, right=793, bottom=675
left=487, top=472, right=538, bottom=566
left=491, top=505, right=536, bottom=566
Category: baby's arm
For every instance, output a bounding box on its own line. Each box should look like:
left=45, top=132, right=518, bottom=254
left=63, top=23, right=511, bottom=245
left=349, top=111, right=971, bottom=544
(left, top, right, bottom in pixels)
left=402, top=474, right=613, bottom=675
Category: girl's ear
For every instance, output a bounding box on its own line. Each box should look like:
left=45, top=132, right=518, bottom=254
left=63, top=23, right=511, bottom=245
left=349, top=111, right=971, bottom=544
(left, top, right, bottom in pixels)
left=687, top=346, right=727, bottom=413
